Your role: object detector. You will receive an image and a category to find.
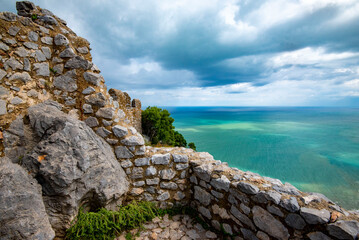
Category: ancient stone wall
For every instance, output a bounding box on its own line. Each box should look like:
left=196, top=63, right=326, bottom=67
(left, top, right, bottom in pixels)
left=0, top=3, right=143, bottom=161
left=120, top=145, right=359, bottom=239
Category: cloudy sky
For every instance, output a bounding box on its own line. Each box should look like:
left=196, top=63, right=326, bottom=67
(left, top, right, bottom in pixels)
left=3, top=0, right=359, bottom=106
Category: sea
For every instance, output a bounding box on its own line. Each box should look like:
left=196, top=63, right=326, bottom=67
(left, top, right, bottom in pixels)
left=166, top=107, right=359, bottom=210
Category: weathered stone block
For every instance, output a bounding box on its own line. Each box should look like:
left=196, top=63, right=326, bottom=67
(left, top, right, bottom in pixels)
left=252, top=206, right=289, bottom=240
left=152, top=153, right=170, bottom=165
left=194, top=186, right=212, bottom=206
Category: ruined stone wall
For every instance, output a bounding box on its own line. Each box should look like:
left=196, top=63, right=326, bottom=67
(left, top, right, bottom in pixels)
left=119, top=145, right=359, bottom=239
left=0, top=4, right=143, bottom=161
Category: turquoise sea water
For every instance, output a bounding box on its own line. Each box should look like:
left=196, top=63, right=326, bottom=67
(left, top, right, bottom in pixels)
left=167, top=107, right=359, bottom=210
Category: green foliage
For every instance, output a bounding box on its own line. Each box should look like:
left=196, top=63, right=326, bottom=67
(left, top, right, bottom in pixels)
left=125, top=232, right=134, bottom=240
left=188, top=142, right=196, bottom=151
left=65, top=201, right=159, bottom=240
left=31, top=14, right=38, bottom=20
left=66, top=201, right=217, bottom=240
left=142, top=106, right=186, bottom=147
left=50, top=67, right=57, bottom=74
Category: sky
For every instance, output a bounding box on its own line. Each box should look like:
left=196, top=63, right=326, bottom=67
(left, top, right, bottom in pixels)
left=2, top=0, right=359, bottom=106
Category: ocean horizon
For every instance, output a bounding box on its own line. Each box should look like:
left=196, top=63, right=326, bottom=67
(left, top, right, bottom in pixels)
left=162, top=106, right=359, bottom=210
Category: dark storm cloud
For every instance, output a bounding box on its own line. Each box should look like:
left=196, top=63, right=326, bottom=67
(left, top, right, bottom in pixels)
left=2, top=0, right=359, bottom=106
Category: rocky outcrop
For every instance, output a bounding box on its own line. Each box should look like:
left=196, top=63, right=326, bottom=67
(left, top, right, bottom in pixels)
left=3, top=101, right=129, bottom=237
left=0, top=157, right=55, bottom=239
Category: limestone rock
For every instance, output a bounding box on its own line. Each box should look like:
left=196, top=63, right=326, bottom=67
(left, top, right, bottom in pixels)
left=160, top=169, right=176, bottom=180
left=84, top=116, right=99, bottom=127
left=194, top=186, right=212, bottom=206
left=82, top=86, right=96, bottom=95
left=157, top=192, right=170, bottom=201
left=39, top=15, right=58, bottom=25
left=285, top=213, right=306, bottom=230
left=280, top=197, right=300, bottom=213
left=96, top=127, right=111, bottom=138
left=0, top=100, right=7, bottom=115
left=146, top=166, right=157, bottom=176
left=4, top=57, right=23, bottom=71
left=42, top=47, right=52, bottom=59
left=59, top=47, right=76, bottom=58
left=327, top=220, right=359, bottom=240
left=41, top=36, right=53, bottom=45
left=146, top=178, right=160, bottom=185
left=112, top=125, right=128, bottom=138
left=54, top=34, right=69, bottom=46
left=16, top=1, right=36, bottom=17
left=10, top=96, right=23, bottom=105
left=0, top=157, right=55, bottom=239
left=199, top=206, right=211, bottom=219
left=96, top=107, right=115, bottom=119
left=307, top=232, right=332, bottom=240
left=53, top=69, right=77, bottom=92
left=237, top=182, right=259, bottom=195
left=65, top=56, right=92, bottom=69
left=252, top=206, right=289, bottom=240
left=28, top=31, right=39, bottom=41
left=0, top=42, right=9, bottom=51
left=85, top=92, right=106, bottom=107
left=115, top=146, right=134, bottom=159
left=135, top=157, right=150, bottom=166
left=121, top=134, right=145, bottom=146
left=210, top=175, right=230, bottom=192
left=176, top=163, right=189, bottom=170
left=152, top=153, right=170, bottom=165
left=15, top=47, right=29, bottom=57
left=9, top=72, right=31, bottom=83
left=82, top=103, right=93, bottom=114
left=33, top=62, right=50, bottom=76
left=24, top=42, right=38, bottom=49
left=230, top=205, right=255, bottom=230
left=4, top=102, right=129, bottom=236
left=240, top=228, right=258, bottom=240
left=84, top=72, right=103, bottom=86
left=173, top=154, right=188, bottom=163
left=193, top=163, right=213, bottom=182
left=300, top=207, right=330, bottom=224
left=0, top=12, right=18, bottom=22
left=160, top=182, right=178, bottom=190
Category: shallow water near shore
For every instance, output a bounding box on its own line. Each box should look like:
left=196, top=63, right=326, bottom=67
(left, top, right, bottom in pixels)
left=167, top=107, right=359, bottom=210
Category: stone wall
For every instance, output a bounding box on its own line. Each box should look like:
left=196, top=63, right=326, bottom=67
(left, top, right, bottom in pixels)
left=0, top=3, right=143, bottom=162
left=121, top=146, right=359, bottom=239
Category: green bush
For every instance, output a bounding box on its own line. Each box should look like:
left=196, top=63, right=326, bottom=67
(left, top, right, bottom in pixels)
left=142, top=106, right=187, bottom=147
left=188, top=142, right=196, bottom=151
left=66, top=201, right=158, bottom=240
left=65, top=201, right=206, bottom=240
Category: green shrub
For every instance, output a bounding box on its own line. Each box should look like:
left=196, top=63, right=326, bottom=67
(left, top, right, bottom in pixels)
left=66, top=201, right=212, bottom=240
left=65, top=201, right=158, bottom=240
left=142, top=106, right=186, bottom=147
left=188, top=142, right=196, bottom=151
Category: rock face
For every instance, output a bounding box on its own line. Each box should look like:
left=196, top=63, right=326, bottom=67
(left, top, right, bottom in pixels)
left=3, top=102, right=129, bottom=237
left=0, top=157, right=55, bottom=239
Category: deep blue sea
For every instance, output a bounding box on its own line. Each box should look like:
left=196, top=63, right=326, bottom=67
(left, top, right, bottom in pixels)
left=167, top=107, right=359, bottom=210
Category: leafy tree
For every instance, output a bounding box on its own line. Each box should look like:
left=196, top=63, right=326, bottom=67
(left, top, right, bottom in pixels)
left=142, top=106, right=187, bottom=147
left=188, top=142, right=196, bottom=151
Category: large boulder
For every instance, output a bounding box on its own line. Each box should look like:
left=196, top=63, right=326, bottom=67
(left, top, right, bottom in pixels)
left=3, top=101, right=130, bottom=237
left=0, top=157, right=55, bottom=239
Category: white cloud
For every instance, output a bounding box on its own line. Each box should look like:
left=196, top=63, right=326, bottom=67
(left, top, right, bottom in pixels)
left=270, top=47, right=359, bottom=68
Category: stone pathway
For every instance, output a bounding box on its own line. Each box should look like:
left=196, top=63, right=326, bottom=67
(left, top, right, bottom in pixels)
left=116, top=214, right=220, bottom=240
